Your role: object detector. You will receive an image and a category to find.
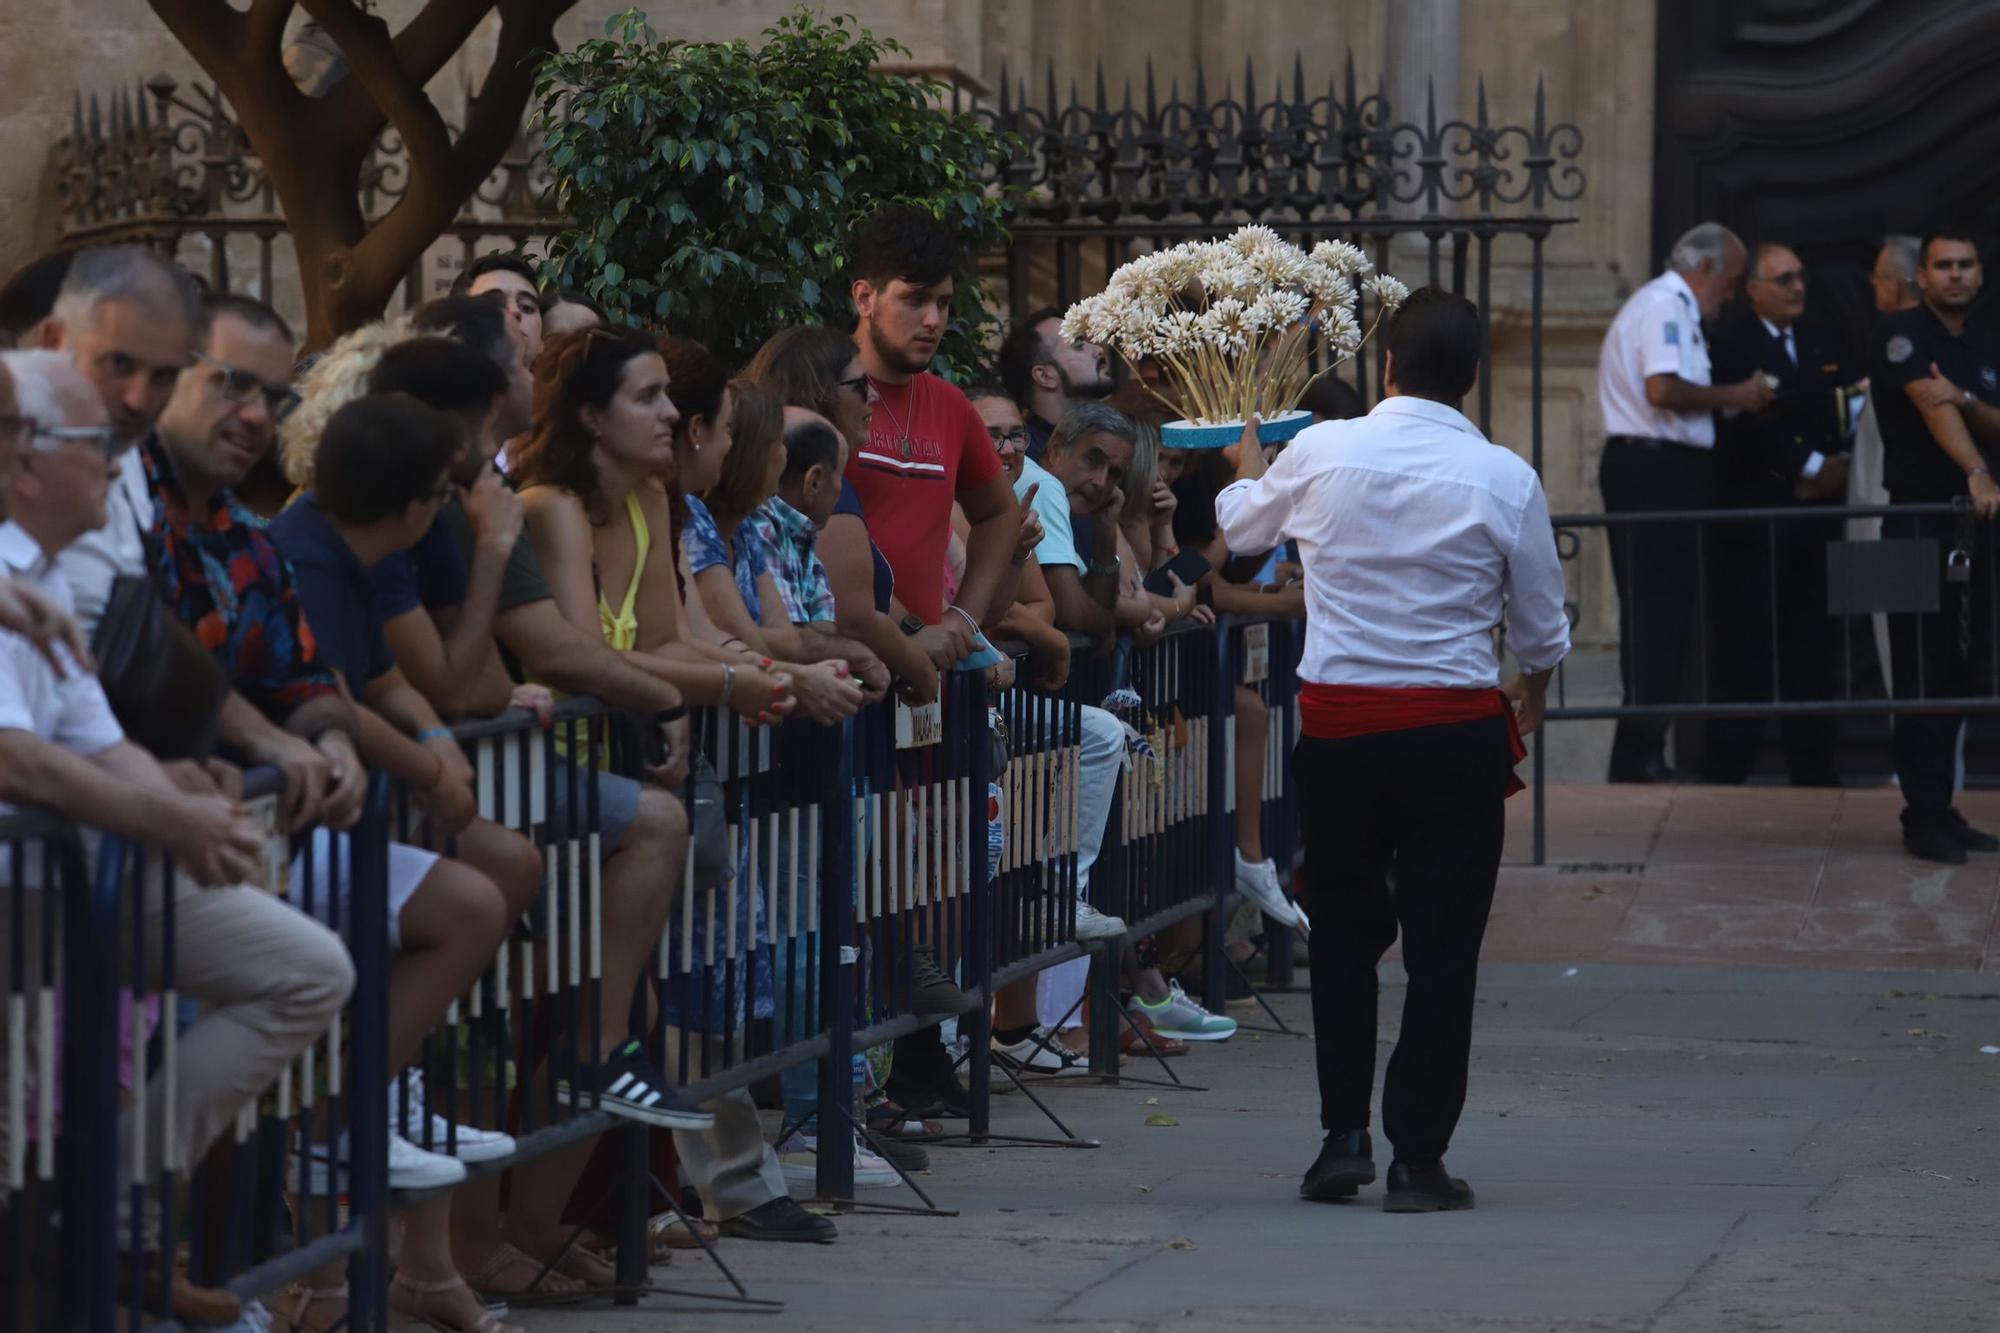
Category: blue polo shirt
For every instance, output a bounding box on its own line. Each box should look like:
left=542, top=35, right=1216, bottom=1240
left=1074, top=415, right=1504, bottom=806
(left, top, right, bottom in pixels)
left=266, top=495, right=397, bottom=689
left=372, top=509, right=470, bottom=619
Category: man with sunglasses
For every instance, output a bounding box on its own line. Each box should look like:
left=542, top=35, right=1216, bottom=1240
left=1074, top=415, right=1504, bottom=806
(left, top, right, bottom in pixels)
left=150, top=293, right=368, bottom=833
left=1702, top=241, right=1849, bottom=787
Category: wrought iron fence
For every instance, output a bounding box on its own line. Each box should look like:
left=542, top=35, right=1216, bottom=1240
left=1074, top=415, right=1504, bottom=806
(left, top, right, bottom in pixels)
left=50, top=55, right=1582, bottom=457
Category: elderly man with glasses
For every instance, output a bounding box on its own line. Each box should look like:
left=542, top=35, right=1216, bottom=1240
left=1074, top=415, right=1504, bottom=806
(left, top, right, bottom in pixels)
left=1701, top=240, right=1851, bottom=787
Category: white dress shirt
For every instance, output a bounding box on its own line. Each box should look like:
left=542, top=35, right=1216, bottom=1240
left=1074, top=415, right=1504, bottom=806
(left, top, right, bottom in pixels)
left=0, top=520, right=125, bottom=771
left=1598, top=268, right=1715, bottom=446
left=52, top=445, right=156, bottom=639
left=1213, top=396, right=1570, bottom=689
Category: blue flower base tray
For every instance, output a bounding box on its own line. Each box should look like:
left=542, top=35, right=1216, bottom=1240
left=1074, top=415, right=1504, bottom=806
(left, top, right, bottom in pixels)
left=1159, top=409, right=1312, bottom=450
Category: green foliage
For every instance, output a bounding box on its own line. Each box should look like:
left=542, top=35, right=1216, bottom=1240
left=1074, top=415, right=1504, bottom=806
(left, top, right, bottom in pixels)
left=533, top=7, right=1014, bottom=379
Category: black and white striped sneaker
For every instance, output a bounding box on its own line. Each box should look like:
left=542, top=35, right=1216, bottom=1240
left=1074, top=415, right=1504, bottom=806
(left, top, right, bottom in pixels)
left=572, top=1040, right=715, bottom=1131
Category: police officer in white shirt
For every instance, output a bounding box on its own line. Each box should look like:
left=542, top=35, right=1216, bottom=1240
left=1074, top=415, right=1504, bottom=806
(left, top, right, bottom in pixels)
left=1597, top=222, right=1773, bottom=782
left=1216, top=288, right=1568, bottom=1214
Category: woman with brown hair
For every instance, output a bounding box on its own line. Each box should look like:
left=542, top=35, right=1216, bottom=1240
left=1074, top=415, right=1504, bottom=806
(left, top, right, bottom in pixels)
left=510, top=326, right=796, bottom=722
left=656, top=337, right=865, bottom=724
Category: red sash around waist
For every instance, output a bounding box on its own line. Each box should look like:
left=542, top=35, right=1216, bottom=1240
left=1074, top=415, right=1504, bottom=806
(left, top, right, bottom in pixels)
left=1298, top=683, right=1530, bottom=797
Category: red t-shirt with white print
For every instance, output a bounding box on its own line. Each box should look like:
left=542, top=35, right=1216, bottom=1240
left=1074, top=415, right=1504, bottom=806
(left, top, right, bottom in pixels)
left=844, top=371, right=1002, bottom=624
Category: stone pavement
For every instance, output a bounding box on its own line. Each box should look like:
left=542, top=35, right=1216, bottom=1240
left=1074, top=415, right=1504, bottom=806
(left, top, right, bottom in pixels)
left=514, top=784, right=2000, bottom=1331
left=522, top=966, right=2000, bottom=1332
left=1495, top=784, right=2000, bottom=973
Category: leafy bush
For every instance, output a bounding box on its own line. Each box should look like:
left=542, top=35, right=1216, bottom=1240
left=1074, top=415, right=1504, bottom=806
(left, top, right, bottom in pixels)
left=533, top=6, right=1014, bottom=379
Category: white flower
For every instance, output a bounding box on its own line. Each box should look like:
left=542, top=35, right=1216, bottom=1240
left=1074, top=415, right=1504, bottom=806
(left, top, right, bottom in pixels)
left=1321, top=304, right=1362, bottom=353
left=1310, top=239, right=1370, bottom=278
left=1157, top=309, right=1203, bottom=355
left=1196, top=297, right=1250, bottom=354
left=1246, top=289, right=1309, bottom=333
left=1365, top=274, right=1410, bottom=309
left=1228, top=224, right=1284, bottom=257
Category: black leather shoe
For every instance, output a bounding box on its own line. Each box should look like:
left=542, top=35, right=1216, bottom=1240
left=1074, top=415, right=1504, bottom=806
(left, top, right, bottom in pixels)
left=1382, top=1159, right=1475, bottom=1213
left=1608, top=757, right=1677, bottom=784
left=1300, top=1129, right=1374, bottom=1202
left=719, top=1196, right=838, bottom=1243
left=1905, top=821, right=1969, bottom=865
left=1945, top=809, right=1999, bottom=853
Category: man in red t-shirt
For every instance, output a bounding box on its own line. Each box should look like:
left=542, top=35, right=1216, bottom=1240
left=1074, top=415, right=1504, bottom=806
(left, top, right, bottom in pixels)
left=847, top=205, right=1020, bottom=668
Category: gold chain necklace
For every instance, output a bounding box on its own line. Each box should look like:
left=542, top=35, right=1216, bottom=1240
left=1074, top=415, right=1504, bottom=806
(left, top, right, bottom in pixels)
left=871, top=374, right=923, bottom=460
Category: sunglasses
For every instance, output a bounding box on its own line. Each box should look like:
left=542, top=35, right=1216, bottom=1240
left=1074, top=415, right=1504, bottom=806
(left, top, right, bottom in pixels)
left=837, top=373, right=872, bottom=402
left=196, top=350, right=303, bottom=420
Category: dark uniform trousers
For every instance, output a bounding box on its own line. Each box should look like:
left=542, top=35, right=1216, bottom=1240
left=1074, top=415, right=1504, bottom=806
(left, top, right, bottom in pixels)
left=1884, top=509, right=1993, bottom=824
left=1299, top=715, right=1511, bottom=1164
left=1599, top=437, right=1715, bottom=776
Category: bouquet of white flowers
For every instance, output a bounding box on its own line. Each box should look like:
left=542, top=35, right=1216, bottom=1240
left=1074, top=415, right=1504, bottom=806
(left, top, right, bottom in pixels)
left=1061, top=224, right=1408, bottom=448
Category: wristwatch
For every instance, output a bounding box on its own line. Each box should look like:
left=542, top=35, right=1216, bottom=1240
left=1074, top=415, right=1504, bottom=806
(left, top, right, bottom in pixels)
left=1087, top=558, right=1121, bottom=579
left=900, top=614, right=926, bottom=635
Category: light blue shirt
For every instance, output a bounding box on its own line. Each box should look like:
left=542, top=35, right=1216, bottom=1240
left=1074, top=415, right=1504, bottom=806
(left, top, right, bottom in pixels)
left=1013, top=455, right=1081, bottom=571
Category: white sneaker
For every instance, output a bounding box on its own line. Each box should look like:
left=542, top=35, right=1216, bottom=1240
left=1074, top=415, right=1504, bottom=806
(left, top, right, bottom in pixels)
left=1073, top=901, right=1128, bottom=941
left=1129, top=981, right=1239, bottom=1042
left=777, top=1131, right=900, bottom=1189
left=1234, top=851, right=1308, bottom=936
left=296, top=1128, right=469, bottom=1194
left=388, top=1130, right=471, bottom=1191
left=992, top=1028, right=1088, bottom=1076
left=391, top=1070, right=517, bottom=1164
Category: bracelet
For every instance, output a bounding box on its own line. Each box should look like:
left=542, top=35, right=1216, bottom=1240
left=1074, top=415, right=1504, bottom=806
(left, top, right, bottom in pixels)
left=1087, top=559, right=1121, bottom=579
left=416, top=726, right=452, bottom=743
left=946, top=604, right=982, bottom=638
left=720, top=662, right=737, bottom=706
left=1970, top=466, right=1992, bottom=479
left=657, top=703, right=689, bottom=724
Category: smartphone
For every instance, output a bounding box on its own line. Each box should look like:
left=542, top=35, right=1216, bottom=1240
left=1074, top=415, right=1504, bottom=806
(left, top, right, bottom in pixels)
left=1143, top=549, right=1213, bottom=596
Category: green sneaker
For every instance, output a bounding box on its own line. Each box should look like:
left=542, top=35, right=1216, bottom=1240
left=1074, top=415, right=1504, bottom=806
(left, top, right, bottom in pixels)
left=1129, top=982, right=1238, bottom=1041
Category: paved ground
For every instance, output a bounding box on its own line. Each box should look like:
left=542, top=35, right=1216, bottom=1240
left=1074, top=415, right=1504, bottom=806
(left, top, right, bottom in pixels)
left=523, top=966, right=2000, bottom=1332
left=1497, top=784, right=2000, bottom=972
left=514, top=785, right=2000, bottom=1331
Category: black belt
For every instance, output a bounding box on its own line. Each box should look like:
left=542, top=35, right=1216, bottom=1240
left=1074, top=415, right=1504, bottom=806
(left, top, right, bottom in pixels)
left=1605, top=434, right=1711, bottom=450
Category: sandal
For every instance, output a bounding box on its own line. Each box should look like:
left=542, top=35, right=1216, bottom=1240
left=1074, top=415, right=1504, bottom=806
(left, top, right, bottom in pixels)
left=648, top=1210, right=720, bottom=1253
left=1121, top=1018, right=1188, bottom=1058
left=277, top=1282, right=348, bottom=1333
left=866, top=1100, right=946, bottom=1143
left=467, top=1242, right=582, bottom=1304
left=392, top=1271, right=523, bottom=1333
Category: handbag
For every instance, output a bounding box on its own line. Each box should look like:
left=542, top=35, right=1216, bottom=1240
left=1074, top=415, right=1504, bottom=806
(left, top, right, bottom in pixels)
left=92, top=570, right=231, bottom=761
left=608, top=708, right=735, bottom=892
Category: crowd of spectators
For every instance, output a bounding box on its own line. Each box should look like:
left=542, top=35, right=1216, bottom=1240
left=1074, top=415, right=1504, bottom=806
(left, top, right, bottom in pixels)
left=0, top=206, right=1321, bottom=1327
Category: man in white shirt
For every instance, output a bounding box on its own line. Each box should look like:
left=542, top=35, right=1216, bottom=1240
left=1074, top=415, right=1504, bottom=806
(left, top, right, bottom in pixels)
left=1597, top=222, right=1772, bottom=782
left=0, top=350, right=353, bottom=1323
left=1215, top=288, right=1568, bottom=1214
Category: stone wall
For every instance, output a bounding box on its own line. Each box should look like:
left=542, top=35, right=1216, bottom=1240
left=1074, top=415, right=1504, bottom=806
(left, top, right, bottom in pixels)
left=2, top=0, right=1657, bottom=639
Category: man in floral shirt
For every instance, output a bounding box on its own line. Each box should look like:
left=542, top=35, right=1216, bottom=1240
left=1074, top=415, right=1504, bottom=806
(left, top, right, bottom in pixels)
left=148, top=294, right=365, bottom=831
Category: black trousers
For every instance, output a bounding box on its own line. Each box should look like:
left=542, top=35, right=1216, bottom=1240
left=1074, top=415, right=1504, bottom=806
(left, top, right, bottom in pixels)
left=1884, top=510, right=1993, bottom=826
left=1599, top=438, right=1716, bottom=776
left=1298, top=716, right=1510, bottom=1165
left=1701, top=510, right=1841, bottom=786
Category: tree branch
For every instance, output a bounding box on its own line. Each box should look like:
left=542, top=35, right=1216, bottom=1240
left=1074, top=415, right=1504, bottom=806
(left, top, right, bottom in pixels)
left=297, top=0, right=454, bottom=192
left=319, top=0, right=500, bottom=160
left=244, top=0, right=297, bottom=61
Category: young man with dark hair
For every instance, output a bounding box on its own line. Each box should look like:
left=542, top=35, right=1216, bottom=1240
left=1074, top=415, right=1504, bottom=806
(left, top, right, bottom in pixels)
left=847, top=204, right=1023, bottom=1112
left=846, top=204, right=1021, bottom=670
left=410, top=294, right=534, bottom=441
left=1873, top=228, right=2000, bottom=862
left=540, top=288, right=607, bottom=339
left=996, top=305, right=1116, bottom=460
left=451, top=252, right=543, bottom=364
left=1218, top=285, right=1568, bottom=1213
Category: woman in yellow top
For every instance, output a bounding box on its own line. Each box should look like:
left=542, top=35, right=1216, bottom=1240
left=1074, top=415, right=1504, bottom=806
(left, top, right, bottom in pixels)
left=509, top=327, right=801, bottom=746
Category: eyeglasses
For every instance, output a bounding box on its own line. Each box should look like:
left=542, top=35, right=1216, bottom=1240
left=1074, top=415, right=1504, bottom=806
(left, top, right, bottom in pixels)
left=837, top=373, right=872, bottom=402
left=986, top=426, right=1028, bottom=447
left=196, top=350, right=303, bottom=421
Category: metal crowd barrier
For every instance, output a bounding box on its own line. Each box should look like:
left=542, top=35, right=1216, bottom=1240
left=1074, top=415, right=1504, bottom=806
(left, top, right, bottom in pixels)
left=17, top=615, right=1314, bottom=1328
left=1538, top=500, right=2000, bottom=863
